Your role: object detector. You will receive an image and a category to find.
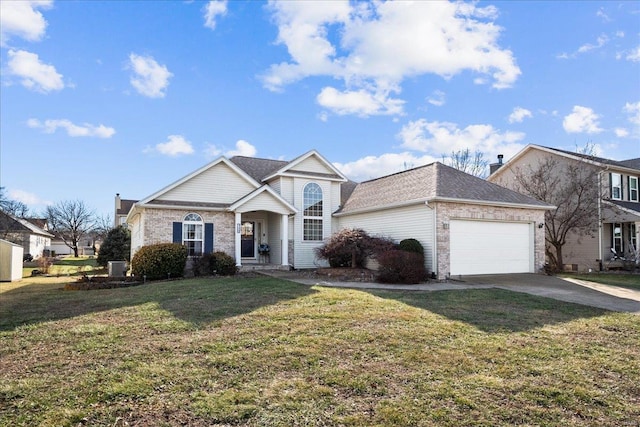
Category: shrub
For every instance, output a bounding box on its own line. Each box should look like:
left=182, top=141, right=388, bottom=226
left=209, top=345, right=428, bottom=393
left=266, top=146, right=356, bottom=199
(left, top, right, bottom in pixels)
left=131, top=243, right=187, bottom=280
left=193, top=251, right=237, bottom=276
left=398, top=238, right=424, bottom=257
left=377, top=250, right=427, bottom=284
left=97, top=226, right=131, bottom=267
left=315, top=228, right=396, bottom=268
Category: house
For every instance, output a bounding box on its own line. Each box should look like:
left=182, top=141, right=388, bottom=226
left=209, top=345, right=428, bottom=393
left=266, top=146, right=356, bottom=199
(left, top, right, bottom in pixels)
left=114, top=194, right=136, bottom=228
left=488, top=144, right=640, bottom=271
left=124, top=150, right=553, bottom=279
left=0, top=211, right=53, bottom=259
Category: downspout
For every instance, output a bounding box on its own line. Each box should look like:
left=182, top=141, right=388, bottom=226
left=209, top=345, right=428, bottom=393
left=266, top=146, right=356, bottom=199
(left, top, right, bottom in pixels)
left=597, top=170, right=604, bottom=271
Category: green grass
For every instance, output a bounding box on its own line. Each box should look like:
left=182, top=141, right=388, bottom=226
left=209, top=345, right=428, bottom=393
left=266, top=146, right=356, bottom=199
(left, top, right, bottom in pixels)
left=23, top=256, right=106, bottom=278
left=1, top=275, right=639, bottom=426
left=563, top=272, right=640, bottom=291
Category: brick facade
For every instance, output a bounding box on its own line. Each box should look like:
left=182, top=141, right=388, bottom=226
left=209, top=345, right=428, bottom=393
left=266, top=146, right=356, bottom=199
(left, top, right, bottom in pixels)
left=435, top=202, right=547, bottom=279
left=141, top=208, right=235, bottom=257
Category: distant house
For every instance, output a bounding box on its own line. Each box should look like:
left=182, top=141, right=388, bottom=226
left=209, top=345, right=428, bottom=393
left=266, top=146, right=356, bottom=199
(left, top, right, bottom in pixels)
left=119, top=150, right=552, bottom=278
left=0, top=211, right=53, bottom=259
left=114, top=194, right=136, bottom=228
left=489, top=144, right=640, bottom=271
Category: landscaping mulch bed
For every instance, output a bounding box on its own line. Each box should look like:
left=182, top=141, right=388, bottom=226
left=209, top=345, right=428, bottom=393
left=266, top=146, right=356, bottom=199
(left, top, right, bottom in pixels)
left=64, top=275, right=142, bottom=291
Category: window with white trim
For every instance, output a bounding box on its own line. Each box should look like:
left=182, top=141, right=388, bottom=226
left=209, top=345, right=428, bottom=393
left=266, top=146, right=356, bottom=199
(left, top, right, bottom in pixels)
left=629, top=176, right=638, bottom=202
left=303, top=183, right=323, bottom=241
left=183, top=213, right=203, bottom=256
left=612, top=223, right=623, bottom=254
left=610, top=173, right=622, bottom=200
left=630, top=223, right=637, bottom=252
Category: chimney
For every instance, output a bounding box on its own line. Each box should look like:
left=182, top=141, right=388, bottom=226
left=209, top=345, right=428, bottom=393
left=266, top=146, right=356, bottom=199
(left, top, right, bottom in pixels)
left=489, top=154, right=504, bottom=175
left=115, top=193, right=121, bottom=210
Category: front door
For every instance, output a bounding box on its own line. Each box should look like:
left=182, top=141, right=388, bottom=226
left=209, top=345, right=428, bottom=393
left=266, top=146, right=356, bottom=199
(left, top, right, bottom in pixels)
left=241, top=221, right=255, bottom=258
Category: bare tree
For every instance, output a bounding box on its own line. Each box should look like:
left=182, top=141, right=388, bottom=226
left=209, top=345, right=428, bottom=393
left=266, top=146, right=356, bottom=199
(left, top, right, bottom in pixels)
left=45, top=200, right=97, bottom=257
left=504, top=146, right=600, bottom=272
left=0, top=187, right=28, bottom=217
left=93, top=213, right=114, bottom=240
left=443, top=148, right=488, bottom=177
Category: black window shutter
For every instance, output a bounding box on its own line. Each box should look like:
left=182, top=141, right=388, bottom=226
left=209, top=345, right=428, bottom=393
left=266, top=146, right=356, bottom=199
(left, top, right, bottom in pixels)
left=172, top=222, right=182, bottom=243
left=204, top=223, right=214, bottom=254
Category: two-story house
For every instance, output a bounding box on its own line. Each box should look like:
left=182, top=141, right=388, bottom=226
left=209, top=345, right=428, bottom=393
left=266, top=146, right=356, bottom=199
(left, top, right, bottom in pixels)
left=489, top=144, right=640, bottom=271
left=123, top=150, right=552, bottom=278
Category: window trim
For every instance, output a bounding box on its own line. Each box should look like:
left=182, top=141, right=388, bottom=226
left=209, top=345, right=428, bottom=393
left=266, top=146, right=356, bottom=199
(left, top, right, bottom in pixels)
left=629, top=176, right=638, bottom=202
left=182, top=213, right=203, bottom=256
left=612, top=222, right=623, bottom=254
left=630, top=223, right=637, bottom=252
left=302, top=182, right=323, bottom=241
left=610, top=173, right=622, bottom=200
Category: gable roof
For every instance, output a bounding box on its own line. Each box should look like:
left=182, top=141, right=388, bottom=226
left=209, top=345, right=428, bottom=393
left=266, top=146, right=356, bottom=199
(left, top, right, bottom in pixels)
left=229, top=156, right=288, bottom=182
left=0, top=211, right=54, bottom=237
left=490, top=144, right=640, bottom=179
left=116, top=199, right=137, bottom=216
left=337, top=162, right=552, bottom=215
left=263, top=150, right=347, bottom=182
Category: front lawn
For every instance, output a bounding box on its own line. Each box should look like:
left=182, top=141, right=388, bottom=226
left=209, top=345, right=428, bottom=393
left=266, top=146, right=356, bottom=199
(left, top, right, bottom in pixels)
left=563, top=272, right=640, bottom=291
left=23, top=256, right=106, bottom=278
left=1, top=276, right=638, bottom=426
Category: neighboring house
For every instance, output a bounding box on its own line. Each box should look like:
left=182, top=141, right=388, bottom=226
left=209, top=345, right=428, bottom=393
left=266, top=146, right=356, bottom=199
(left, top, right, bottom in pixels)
left=114, top=194, right=136, bottom=228
left=0, top=211, right=53, bottom=259
left=49, top=232, right=100, bottom=257
left=489, top=144, right=640, bottom=271
left=124, top=150, right=552, bottom=278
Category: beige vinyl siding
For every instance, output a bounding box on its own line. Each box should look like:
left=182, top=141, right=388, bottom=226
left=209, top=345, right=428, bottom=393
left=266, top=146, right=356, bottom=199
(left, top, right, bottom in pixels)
left=267, top=212, right=282, bottom=265
left=293, top=156, right=333, bottom=175
left=129, top=212, right=144, bottom=258
left=337, top=204, right=435, bottom=272
left=279, top=177, right=295, bottom=205
left=235, top=191, right=293, bottom=215
left=292, top=177, right=335, bottom=268
left=157, top=162, right=256, bottom=204
left=268, top=178, right=281, bottom=195
left=561, top=229, right=600, bottom=271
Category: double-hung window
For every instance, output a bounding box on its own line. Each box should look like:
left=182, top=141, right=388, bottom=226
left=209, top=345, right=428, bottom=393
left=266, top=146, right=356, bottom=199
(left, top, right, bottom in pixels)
left=610, top=173, right=622, bottom=200
left=303, top=183, right=323, bottom=241
left=182, top=213, right=203, bottom=256
left=631, top=223, right=638, bottom=252
left=629, top=176, right=638, bottom=202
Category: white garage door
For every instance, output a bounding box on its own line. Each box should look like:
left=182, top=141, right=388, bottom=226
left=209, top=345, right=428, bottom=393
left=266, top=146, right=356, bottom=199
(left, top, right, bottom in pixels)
left=450, top=220, right=533, bottom=275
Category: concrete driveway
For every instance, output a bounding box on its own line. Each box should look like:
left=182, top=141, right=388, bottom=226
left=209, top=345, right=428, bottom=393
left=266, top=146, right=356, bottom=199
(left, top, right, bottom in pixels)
left=461, top=274, right=640, bottom=314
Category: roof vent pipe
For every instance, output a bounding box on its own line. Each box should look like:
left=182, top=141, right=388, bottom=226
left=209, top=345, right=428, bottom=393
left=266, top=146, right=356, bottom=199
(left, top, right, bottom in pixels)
left=498, top=154, right=504, bottom=165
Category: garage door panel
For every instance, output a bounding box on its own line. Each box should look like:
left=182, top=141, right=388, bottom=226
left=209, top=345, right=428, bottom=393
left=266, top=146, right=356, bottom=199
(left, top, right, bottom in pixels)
left=450, top=220, right=532, bottom=275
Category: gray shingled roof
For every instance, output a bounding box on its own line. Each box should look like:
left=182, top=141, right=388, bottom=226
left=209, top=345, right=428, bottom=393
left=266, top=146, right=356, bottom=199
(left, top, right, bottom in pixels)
left=229, top=156, right=288, bottom=182
left=116, top=199, right=137, bottom=215
left=542, top=146, right=640, bottom=172
left=608, top=200, right=640, bottom=215
left=339, top=162, right=550, bottom=214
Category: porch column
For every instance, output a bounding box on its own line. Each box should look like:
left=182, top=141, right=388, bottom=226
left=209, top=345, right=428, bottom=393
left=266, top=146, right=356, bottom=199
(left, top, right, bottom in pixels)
left=281, top=214, right=289, bottom=267
left=235, top=212, right=242, bottom=267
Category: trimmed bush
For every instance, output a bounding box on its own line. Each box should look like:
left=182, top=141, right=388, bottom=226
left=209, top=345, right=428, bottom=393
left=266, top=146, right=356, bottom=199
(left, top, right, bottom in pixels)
left=398, top=238, right=424, bottom=257
left=193, top=251, right=237, bottom=276
left=131, top=243, right=187, bottom=280
left=97, top=226, right=131, bottom=267
left=377, top=250, right=427, bottom=284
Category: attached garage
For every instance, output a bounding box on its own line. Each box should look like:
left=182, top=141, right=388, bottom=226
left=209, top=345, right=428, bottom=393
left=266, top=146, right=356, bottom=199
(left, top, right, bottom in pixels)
left=450, top=220, right=534, bottom=275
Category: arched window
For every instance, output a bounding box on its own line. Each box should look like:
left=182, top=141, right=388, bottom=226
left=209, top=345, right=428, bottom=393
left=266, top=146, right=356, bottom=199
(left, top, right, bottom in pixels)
left=183, top=213, right=203, bottom=256
left=303, top=183, right=323, bottom=241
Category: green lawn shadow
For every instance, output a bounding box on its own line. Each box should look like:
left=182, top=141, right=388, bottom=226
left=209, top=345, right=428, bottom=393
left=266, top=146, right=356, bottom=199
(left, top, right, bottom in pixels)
left=367, top=287, right=610, bottom=333
left=0, top=276, right=317, bottom=331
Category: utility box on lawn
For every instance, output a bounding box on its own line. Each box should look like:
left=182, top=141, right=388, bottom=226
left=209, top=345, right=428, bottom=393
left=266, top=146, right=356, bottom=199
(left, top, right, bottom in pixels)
left=108, top=261, right=127, bottom=278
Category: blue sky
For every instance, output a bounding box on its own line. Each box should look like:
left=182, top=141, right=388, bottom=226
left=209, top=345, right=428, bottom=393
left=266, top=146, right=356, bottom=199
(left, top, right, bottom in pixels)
left=1, top=0, right=639, bottom=220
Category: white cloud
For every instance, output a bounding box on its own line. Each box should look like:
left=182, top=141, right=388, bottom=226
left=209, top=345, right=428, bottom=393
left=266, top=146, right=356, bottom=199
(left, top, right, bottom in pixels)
left=203, top=0, right=227, bottom=30
left=205, top=139, right=257, bottom=158
left=623, top=101, right=640, bottom=126
left=316, top=86, right=404, bottom=117
left=397, top=119, right=525, bottom=162
left=153, top=135, right=194, bottom=156
left=626, top=46, right=640, bottom=62
left=128, top=53, right=173, bottom=98
left=562, top=106, right=603, bottom=134
left=262, top=1, right=520, bottom=115
left=596, top=8, right=611, bottom=22
left=7, top=49, right=64, bottom=93
left=27, top=118, right=116, bottom=138
left=508, top=107, right=533, bottom=123
left=0, top=0, right=52, bottom=46
left=333, top=152, right=438, bottom=182
left=427, top=90, right=446, bottom=107
left=8, top=189, right=52, bottom=207
left=614, top=128, right=629, bottom=137
left=577, top=34, right=609, bottom=54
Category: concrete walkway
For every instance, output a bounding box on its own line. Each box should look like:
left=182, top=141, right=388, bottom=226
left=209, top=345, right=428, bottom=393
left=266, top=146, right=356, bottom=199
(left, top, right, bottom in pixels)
left=262, top=271, right=640, bottom=314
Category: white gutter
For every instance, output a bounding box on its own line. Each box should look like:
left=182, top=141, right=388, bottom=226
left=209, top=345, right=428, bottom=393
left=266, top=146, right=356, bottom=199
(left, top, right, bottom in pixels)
left=429, top=196, right=556, bottom=211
